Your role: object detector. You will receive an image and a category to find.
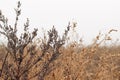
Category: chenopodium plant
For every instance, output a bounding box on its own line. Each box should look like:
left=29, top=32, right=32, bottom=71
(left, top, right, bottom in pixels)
left=0, top=1, right=38, bottom=80
left=0, top=1, right=71, bottom=80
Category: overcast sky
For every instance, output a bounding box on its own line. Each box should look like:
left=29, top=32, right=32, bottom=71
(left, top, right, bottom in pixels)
left=0, top=0, right=120, bottom=44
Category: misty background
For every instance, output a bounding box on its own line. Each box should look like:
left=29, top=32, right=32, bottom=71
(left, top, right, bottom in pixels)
left=0, top=0, right=120, bottom=44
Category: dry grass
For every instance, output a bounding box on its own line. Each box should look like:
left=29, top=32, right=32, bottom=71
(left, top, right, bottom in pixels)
left=45, top=45, right=120, bottom=80
left=0, top=1, right=120, bottom=80
left=0, top=41, right=120, bottom=80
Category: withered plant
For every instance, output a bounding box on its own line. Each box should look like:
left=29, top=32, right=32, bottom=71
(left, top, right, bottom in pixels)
left=0, top=1, right=71, bottom=80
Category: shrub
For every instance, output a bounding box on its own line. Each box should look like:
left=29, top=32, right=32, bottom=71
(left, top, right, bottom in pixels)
left=0, top=1, right=71, bottom=80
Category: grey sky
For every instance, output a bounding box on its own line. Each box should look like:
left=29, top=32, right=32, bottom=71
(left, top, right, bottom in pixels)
left=0, top=0, right=120, bottom=44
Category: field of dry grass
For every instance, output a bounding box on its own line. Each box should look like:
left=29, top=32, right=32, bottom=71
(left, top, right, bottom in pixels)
left=0, top=1, right=120, bottom=80
left=46, top=45, right=120, bottom=80
left=0, top=41, right=120, bottom=80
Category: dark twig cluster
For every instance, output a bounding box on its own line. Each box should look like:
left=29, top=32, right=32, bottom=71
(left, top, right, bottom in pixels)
left=0, top=1, right=71, bottom=80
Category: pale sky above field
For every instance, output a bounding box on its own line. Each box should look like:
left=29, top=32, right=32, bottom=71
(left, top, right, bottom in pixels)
left=0, top=0, right=120, bottom=44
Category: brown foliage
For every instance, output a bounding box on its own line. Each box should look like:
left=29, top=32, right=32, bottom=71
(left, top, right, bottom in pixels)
left=0, top=1, right=71, bottom=80
left=0, top=1, right=120, bottom=80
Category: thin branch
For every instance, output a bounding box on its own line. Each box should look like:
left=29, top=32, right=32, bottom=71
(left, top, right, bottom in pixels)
left=0, top=51, right=8, bottom=77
